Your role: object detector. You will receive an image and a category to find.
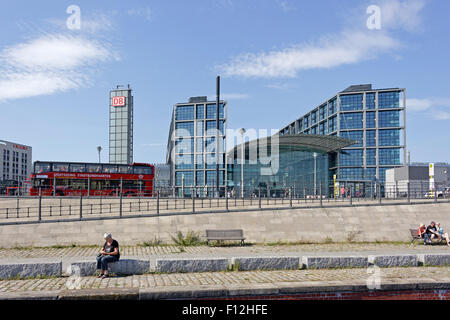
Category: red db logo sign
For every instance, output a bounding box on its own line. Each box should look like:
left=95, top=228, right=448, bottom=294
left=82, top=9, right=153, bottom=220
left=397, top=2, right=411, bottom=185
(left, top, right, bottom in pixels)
left=112, top=96, right=126, bottom=106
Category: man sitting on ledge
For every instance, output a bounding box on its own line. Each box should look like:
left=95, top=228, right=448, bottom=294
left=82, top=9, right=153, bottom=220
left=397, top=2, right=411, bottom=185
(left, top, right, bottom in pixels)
left=96, top=233, right=120, bottom=279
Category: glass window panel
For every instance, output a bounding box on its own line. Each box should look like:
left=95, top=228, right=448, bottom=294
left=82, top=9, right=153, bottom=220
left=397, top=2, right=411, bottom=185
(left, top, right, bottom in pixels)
left=196, top=104, right=204, bottom=119
left=339, top=168, right=364, bottom=180
left=340, top=149, right=363, bottom=166
left=340, top=94, right=363, bottom=111
left=340, top=131, right=363, bottom=147
left=378, top=92, right=400, bottom=109
left=175, top=138, right=194, bottom=153
left=366, top=93, right=375, bottom=110
left=196, top=121, right=204, bottom=136
left=366, top=112, right=376, bottom=128
left=379, top=149, right=400, bottom=165
left=366, top=149, right=376, bottom=165
left=175, top=105, right=194, bottom=120
left=366, top=130, right=376, bottom=147
left=379, top=111, right=400, bottom=128
left=175, top=122, right=194, bottom=136
left=379, top=129, right=400, bottom=146
left=340, top=113, right=363, bottom=129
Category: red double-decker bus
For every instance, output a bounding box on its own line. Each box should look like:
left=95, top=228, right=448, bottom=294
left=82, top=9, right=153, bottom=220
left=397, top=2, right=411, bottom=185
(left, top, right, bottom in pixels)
left=29, top=161, right=154, bottom=197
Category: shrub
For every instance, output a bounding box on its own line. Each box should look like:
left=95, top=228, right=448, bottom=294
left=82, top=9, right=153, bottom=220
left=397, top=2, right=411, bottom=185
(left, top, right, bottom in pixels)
left=170, top=231, right=203, bottom=246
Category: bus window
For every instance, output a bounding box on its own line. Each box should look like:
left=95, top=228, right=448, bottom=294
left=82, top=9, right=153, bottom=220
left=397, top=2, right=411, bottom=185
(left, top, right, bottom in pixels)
left=86, top=164, right=102, bottom=173
left=102, top=164, right=118, bottom=173
left=103, top=180, right=120, bottom=189
left=53, top=163, right=69, bottom=172
left=68, top=179, right=87, bottom=190
left=55, top=179, right=69, bottom=186
left=70, top=163, right=86, bottom=172
left=133, top=167, right=153, bottom=175
left=34, top=162, right=51, bottom=174
left=32, top=178, right=51, bottom=187
left=118, top=166, right=132, bottom=174
left=90, top=180, right=104, bottom=190
left=123, top=180, right=142, bottom=189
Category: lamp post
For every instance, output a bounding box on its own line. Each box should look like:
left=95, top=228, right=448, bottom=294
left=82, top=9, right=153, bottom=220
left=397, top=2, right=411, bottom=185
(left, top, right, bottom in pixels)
left=313, top=152, right=317, bottom=196
left=239, top=128, right=246, bottom=198
left=97, top=146, right=102, bottom=163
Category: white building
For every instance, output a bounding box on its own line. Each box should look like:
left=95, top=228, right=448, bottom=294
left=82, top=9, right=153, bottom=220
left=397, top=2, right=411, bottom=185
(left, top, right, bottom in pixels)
left=0, top=140, right=32, bottom=191
left=385, top=165, right=447, bottom=198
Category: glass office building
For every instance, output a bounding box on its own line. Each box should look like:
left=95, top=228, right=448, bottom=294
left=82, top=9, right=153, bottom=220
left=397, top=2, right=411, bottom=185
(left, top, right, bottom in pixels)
left=279, top=84, right=406, bottom=193
left=167, top=96, right=227, bottom=197
left=109, top=85, right=133, bottom=164
left=227, top=134, right=354, bottom=197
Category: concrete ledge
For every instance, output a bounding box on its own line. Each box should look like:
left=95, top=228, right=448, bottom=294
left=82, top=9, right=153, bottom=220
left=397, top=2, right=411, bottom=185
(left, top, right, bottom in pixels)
left=302, top=256, right=368, bottom=269
left=0, top=262, right=62, bottom=279
left=0, top=291, right=59, bottom=300
left=368, top=254, right=417, bottom=268
left=68, top=259, right=150, bottom=276
left=139, top=285, right=228, bottom=300
left=59, top=288, right=139, bottom=300
left=155, top=258, right=229, bottom=273
left=417, top=254, right=450, bottom=266
left=231, top=256, right=299, bottom=271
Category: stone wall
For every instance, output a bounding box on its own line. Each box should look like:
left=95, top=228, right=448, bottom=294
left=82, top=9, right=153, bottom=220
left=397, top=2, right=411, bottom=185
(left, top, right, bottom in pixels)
left=0, top=203, right=448, bottom=248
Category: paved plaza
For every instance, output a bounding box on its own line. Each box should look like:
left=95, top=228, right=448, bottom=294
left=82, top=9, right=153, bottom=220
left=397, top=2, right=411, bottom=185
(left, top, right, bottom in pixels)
left=0, top=243, right=449, bottom=298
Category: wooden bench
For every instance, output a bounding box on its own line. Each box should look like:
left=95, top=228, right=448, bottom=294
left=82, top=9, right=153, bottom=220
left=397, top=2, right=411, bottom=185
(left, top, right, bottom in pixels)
left=410, top=229, right=446, bottom=244
left=206, top=229, right=245, bottom=245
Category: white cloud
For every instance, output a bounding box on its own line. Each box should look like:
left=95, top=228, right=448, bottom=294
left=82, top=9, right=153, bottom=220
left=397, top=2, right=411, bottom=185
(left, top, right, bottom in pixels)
left=276, top=0, right=296, bottom=13
left=217, top=0, right=426, bottom=79
left=2, top=34, right=114, bottom=71
left=376, top=0, right=426, bottom=32
left=408, top=97, right=450, bottom=121
left=407, top=98, right=450, bottom=111
left=218, top=31, right=398, bottom=78
left=0, top=33, right=118, bottom=102
left=432, top=110, right=450, bottom=121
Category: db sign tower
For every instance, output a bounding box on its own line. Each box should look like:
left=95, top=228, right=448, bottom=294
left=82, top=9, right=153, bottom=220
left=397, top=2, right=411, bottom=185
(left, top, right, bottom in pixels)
left=109, top=85, right=134, bottom=164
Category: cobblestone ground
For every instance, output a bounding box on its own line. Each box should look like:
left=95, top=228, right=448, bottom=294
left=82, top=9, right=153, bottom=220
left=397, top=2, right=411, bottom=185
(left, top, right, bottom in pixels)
left=0, top=243, right=449, bottom=259
left=0, top=267, right=448, bottom=292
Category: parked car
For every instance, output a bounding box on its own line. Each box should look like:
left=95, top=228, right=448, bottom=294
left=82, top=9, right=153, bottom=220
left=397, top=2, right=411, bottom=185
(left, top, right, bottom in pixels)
left=424, top=190, right=444, bottom=198
left=443, top=187, right=450, bottom=198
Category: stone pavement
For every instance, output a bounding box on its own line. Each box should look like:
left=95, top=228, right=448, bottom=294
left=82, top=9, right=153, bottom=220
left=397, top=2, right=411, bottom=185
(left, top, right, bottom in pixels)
left=1, top=242, right=449, bottom=259
left=0, top=243, right=448, bottom=299
left=0, top=267, right=449, bottom=299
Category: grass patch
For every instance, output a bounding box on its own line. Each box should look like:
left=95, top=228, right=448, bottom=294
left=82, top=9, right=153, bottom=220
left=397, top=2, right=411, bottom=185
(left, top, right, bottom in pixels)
left=139, top=237, right=166, bottom=247
left=170, top=231, right=204, bottom=247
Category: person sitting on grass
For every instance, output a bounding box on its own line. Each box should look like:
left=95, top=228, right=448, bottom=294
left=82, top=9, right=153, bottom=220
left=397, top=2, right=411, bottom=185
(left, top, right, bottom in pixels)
left=96, top=233, right=120, bottom=279
left=436, top=222, right=450, bottom=246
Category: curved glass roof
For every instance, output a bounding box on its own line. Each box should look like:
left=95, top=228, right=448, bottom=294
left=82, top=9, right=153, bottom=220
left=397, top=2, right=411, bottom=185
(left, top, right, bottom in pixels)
left=228, top=133, right=356, bottom=155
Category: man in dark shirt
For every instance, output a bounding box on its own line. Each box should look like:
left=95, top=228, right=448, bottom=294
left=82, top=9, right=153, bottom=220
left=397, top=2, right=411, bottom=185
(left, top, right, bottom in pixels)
left=96, top=233, right=120, bottom=279
left=425, top=222, right=439, bottom=244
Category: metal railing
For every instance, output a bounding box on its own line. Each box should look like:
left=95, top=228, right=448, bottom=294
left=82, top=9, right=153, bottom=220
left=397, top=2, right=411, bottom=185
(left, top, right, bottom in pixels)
left=0, top=182, right=448, bottom=225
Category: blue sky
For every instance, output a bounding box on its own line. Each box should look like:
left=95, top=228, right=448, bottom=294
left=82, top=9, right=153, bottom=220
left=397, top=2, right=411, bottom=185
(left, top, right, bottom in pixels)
left=0, top=0, right=449, bottom=164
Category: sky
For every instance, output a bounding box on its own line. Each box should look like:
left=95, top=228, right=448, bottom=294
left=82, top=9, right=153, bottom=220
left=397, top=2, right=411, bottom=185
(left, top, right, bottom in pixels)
left=0, top=0, right=449, bottom=164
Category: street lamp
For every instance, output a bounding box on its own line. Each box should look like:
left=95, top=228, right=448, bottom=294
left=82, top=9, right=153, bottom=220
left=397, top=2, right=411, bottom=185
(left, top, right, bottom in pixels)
left=313, top=152, right=317, bottom=197
left=97, top=146, right=102, bottom=163
left=239, top=128, right=246, bottom=198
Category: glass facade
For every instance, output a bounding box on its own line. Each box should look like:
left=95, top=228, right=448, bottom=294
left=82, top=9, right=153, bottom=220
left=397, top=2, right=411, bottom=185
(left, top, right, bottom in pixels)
left=168, top=99, right=227, bottom=197
left=228, top=144, right=330, bottom=197
left=279, top=85, right=406, bottom=186
left=109, top=87, right=133, bottom=164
